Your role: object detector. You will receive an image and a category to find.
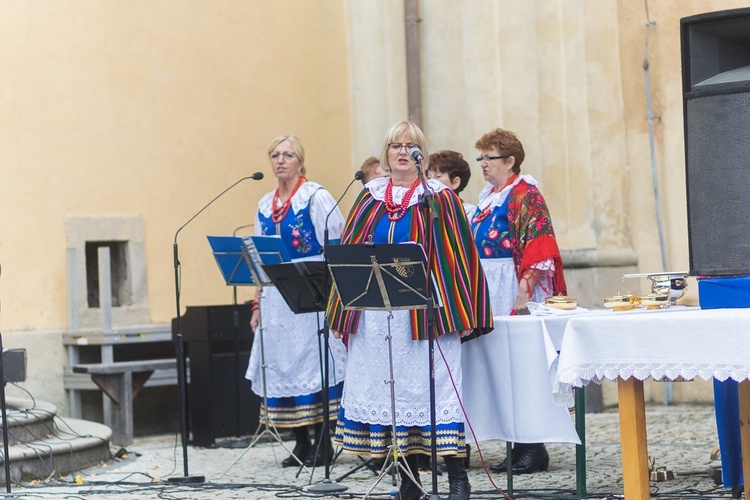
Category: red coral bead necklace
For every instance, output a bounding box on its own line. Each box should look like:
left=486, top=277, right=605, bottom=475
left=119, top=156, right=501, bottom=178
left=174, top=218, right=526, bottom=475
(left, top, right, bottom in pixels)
left=384, top=178, right=420, bottom=221
left=472, top=174, right=518, bottom=223
left=272, top=175, right=307, bottom=224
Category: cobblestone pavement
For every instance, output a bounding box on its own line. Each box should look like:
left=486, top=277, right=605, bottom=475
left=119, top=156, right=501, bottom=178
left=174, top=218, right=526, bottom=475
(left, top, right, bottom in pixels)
left=7, top=403, right=740, bottom=499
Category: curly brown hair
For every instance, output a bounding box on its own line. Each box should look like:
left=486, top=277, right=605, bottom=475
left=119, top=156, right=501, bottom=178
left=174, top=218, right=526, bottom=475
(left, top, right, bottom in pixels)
left=475, top=128, right=525, bottom=174
left=428, top=150, right=471, bottom=194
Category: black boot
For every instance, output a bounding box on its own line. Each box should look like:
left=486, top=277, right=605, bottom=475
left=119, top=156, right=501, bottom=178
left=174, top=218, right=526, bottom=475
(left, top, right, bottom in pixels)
left=511, top=443, right=549, bottom=474
left=490, top=443, right=518, bottom=473
left=281, top=426, right=311, bottom=467
left=398, top=454, right=423, bottom=500
left=444, top=456, right=471, bottom=500
left=304, top=422, right=333, bottom=467
left=441, top=443, right=470, bottom=472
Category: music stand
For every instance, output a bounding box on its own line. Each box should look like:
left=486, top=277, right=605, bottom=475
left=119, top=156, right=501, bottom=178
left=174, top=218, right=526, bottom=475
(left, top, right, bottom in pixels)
left=258, top=260, right=347, bottom=493
left=326, top=242, right=434, bottom=499
left=207, top=236, right=269, bottom=448
left=214, top=236, right=309, bottom=477
left=261, top=261, right=327, bottom=314
left=207, top=235, right=269, bottom=287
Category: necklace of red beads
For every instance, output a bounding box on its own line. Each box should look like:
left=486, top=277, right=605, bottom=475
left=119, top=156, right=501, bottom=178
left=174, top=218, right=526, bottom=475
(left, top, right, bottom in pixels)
left=384, top=178, right=420, bottom=221
left=271, top=175, right=307, bottom=224
left=472, top=174, right=518, bottom=223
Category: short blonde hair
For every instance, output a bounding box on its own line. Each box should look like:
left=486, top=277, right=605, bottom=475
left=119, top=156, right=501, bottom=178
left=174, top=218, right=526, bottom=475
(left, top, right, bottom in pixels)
left=267, top=134, right=306, bottom=176
left=380, top=121, right=429, bottom=172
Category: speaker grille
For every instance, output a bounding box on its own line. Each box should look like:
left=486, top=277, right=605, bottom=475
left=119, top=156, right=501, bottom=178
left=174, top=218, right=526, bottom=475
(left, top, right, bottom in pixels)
left=686, top=92, right=750, bottom=275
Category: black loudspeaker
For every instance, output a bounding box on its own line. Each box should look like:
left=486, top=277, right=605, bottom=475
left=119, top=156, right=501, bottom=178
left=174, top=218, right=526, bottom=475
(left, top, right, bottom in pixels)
left=681, top=8, right=750, bottom=276
left=174, top=304, right=260, bottom=447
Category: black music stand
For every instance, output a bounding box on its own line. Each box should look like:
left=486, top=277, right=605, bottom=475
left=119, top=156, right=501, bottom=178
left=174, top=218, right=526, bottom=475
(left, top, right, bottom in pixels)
left=260, top=260, right=347, bottom=493
left=326, top=243, right=434, bottom=499
left=261, top=261, right=327, bottom=314
left=207, top=235, right=269, bottom=448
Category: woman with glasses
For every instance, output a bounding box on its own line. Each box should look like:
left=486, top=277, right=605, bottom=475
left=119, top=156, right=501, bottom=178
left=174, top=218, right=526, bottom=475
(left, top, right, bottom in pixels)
left=470, top=127, right=567, bottom=475
left=245, top=134, right=348, bottom=469
left=327, top=121, right=493, bottom=500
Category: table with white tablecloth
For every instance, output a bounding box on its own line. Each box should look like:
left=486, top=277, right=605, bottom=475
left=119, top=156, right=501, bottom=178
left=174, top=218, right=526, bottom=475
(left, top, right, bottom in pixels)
left=553, top=306, right=750, bottom=500
left=461, top=315, right=580, bottom=445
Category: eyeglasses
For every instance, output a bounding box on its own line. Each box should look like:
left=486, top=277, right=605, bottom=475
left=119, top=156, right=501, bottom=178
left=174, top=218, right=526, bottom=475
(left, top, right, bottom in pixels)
left=388, top=142, right=418, bottom=152
left=270, top=151, right=296, bottom=160
left=476, top=155, right=510, bottom=163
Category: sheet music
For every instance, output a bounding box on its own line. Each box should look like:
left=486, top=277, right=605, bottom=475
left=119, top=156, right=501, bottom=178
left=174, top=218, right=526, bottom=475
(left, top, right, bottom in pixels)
left=241, top=235, right=270, bottom=284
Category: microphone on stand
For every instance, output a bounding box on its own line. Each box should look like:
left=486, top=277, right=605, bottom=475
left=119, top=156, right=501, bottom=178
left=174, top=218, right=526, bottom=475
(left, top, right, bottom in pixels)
left=308, top=170, right=363, bottom=494
left=409, top=146, right=434, bottom=211
left=408, top=145, right=424, bottom=163
left=170, top=171, right=264, bottom=483
left=324, top=170, right=364, bottom=247
left=174, top=172, right=264, bottom=243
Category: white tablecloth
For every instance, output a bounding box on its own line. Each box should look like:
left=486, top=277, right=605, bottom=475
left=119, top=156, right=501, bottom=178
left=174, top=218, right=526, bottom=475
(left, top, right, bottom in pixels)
left=461, top=315, right=581, bottom=444
left=554, top=307, right=750, bottom=406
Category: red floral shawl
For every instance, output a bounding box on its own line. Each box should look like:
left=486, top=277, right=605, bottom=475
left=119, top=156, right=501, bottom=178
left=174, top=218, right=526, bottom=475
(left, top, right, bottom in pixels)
left=507, top=180, right=567, bottom=295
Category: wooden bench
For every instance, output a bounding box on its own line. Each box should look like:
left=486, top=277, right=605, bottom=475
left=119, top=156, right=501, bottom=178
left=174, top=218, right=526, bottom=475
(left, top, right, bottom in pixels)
left=73, top=358, right=180, bottom=446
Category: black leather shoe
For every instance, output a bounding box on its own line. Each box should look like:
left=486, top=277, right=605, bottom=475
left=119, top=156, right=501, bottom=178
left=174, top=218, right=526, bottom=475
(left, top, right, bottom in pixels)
left=441, top=444, right=471, bottom=472
left=303, top=442, right=333, bottom=467
left=398, top=456, right=423, bottom=500
left=511, top=444, right=549, bottom=475
left=281, top=431, right=311, bottom=468
left=490, top=457, right=510, bottom=473
left=282, top=442, right=310, bottom=468
left=398, top=479, right=423, bottom=500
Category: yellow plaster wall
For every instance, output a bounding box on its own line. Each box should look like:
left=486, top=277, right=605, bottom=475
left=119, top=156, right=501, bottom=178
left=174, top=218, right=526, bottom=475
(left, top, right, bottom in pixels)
left=0, top=1, right=353, bottom=332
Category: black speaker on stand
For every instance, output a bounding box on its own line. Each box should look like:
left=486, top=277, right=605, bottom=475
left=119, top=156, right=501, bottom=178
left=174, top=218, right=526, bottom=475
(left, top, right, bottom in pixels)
left=173, top=304, right=260, bottom=448
left=681, top=7, right=750, bottom=276
left=681, top=9, right=750, bottom=495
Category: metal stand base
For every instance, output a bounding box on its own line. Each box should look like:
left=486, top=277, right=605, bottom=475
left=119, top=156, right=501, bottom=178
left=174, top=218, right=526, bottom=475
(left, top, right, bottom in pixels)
left=167, top=475, right=205, bottom=484
left=216, top=438, right=250, bottom=449
left=218, top=308, right=307, bottom=478
left=306, top=478, right=348, bottom=494
left=360, top=316, right=427, bottom=499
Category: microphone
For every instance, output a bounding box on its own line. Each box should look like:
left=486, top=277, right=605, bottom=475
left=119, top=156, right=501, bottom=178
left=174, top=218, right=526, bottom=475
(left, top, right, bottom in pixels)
left=174, top=172, right=264, bottom=244
left=409, top=146, right=424, bottom=162
left=170, top=169, right=263, bottom=483
left=324, top=170, right=364, bottom=246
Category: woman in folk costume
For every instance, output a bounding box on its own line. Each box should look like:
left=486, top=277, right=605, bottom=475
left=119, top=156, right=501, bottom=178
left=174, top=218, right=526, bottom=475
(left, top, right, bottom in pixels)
left=245, top=134, right=347, bottom=468
left=327, top=121, right=493, bottom=500
left=470, top=127, right=566, bottom=475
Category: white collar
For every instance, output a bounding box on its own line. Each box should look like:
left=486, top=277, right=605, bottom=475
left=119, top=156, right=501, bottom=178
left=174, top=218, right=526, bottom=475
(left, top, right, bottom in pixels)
left=258, top=180, right=323, bottom=217
left=476, top=174, right=538, bottom=211
left=368, top=176, right=449, bottom=208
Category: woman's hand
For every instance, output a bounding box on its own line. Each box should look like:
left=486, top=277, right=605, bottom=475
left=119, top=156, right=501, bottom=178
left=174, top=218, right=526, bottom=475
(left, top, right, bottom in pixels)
left=331, top=329, right=343, bottom=339
left=458, top=329, right=472, bottom=338
left=514, top=269, right=540, bottom=315
left=250, top=309, right=260, bottom=332
left=513, top=288, right=532, bottom=315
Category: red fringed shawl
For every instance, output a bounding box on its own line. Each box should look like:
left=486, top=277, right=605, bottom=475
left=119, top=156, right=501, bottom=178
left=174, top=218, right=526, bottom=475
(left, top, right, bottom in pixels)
left=326, top=186, right=494, bottom=341
left=507, top=180, right=567, bottom=295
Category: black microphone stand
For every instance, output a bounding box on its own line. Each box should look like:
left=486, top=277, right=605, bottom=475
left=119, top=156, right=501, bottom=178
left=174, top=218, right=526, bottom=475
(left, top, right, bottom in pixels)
left=306, top=172, right=361, bottom=494
left=0, top=334, right=11, bottom=494
left=170, top=174, right=262, bottom=483
left=415, top=161, right=442, bottom=500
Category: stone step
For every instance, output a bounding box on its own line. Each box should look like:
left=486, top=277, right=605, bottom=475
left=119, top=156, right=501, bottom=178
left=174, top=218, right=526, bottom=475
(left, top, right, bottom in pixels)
left=0, top=397, right=111, bottom=482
